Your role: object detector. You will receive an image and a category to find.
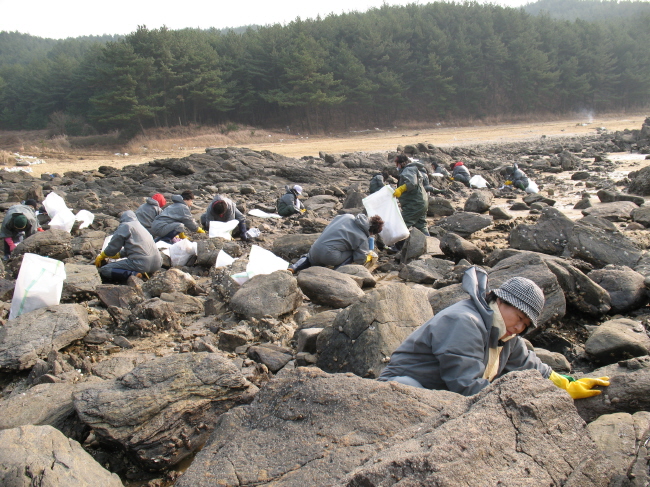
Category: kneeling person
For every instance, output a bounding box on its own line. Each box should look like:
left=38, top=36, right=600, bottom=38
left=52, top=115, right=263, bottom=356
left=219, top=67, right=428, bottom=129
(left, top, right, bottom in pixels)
left=200, top=195, right=249, bottom=241
left=95, top=210, right=162, bottom=282
left=150, top=191, right=204, bottom=243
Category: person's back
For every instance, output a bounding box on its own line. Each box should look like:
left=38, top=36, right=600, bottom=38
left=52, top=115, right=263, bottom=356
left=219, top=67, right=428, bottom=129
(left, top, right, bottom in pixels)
left=277, top=185, right=303, bottom=216
left=106, top=211, right=161, bottom=271
left=202, top=195, right=243, bottom=225
left=308, top=214, right=370, bottom=267
left=369, top=174, right=384, bottom=194
left=151, top=194, right=198, bottom=238
left=0, top=204, right=38, bottom=239
left=135, top=198, right=162, bottom=232
left=451, top=162, right=471, bottom=186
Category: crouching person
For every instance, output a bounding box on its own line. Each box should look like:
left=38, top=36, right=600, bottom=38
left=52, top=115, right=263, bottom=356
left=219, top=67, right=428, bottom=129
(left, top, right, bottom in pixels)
left=150, top=191, right=204, bottom=243
left=289, top=214, right=383, bottom=273
left=95, top=210, right=162, bottom=283
left=378, top=266, right=609, bottom=399
left=1, top=199, right=42, bottom=259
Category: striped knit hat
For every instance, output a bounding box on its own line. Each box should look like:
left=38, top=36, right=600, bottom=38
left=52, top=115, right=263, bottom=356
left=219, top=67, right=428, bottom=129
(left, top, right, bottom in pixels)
left=493, top=277, right=545, bottom=327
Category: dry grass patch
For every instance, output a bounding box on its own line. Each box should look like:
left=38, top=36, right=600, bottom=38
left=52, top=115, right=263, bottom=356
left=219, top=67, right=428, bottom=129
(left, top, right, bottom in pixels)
left=0, top=150, right=16, bottom=165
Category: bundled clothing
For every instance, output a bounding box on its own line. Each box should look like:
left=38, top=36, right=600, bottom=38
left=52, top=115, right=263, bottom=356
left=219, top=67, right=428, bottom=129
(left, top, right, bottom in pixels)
left=100, top=211, right=162, bottom=282
left=510, top=164, right=530, bottom=191
left=200, top=195, right=247, bottom=239
left=0, top=204, right=40, bottom=257
left=378, top=267, right=551, bottom=395
left=396, top=161, right=429, bottom=235
left=150, top=195, right=199, bottom=242
left=432, top=163, right=450, bottom=177
left=277, top=186, right=303, bottom=216
left=135, top=197, right=163, bottom=233
left=451, top=161, right=471, bottom=186
left=290, top=214, right=372, bottom=273
left=369, top=174, right=385, bottom=194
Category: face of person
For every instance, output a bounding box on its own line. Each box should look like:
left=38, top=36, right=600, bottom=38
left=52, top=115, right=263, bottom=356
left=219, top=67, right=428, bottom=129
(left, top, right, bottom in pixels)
left=185, top=199, right=193, bottom=207
left=497, top=298, right=531, bottom=337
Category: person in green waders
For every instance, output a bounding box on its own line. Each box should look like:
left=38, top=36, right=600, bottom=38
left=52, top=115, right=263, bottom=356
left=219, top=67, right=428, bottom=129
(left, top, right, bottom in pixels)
left=392, top=154, right=429, bottom=248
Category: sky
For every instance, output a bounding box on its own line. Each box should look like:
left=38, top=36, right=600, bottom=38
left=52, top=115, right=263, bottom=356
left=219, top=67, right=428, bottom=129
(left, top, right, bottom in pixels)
left=0, top=0, right=530, bottom=40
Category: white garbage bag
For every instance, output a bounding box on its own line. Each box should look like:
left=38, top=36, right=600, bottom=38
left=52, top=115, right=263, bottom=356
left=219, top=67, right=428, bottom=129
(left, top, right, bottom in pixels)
left=469, top=175, right=488, bottom=189
left=75, top=210, right=95, bottom=229
left=169, top=239, right=197, bottom=266
left=9, top=253, right=66, bottom=320
left=525, top=180, right=539, bottom=193
left=215, top=249, right=236, bottom=268
left=209, top=220, right=239, bottom=240
left=362, top=185, right=409, bottom=246
left=43, top=192, right=76, bottom=232
left=230, top=245, right=289, bottom=285
left=248, top=209, right=281, bottom=219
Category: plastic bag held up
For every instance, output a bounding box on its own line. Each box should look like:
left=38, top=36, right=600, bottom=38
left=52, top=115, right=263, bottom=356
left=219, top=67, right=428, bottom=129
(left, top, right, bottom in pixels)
left=362, top=185, right=409, bottom=246
left=169, top=239, right=197, bottom=267
left=9, top=253, right=66, bottom=320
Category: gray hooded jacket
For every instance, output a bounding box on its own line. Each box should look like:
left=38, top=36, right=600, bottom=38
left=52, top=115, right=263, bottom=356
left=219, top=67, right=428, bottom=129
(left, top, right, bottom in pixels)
left=0, top=204, right=40, bottom=239
left=135, top=198, right=162, bottom=232
left=104, top=211, right=162, bottom=274
left=308, top=213, right=370, bottom=267
left=378, top=266, right=551, bottom=395
left=150, top=195, right=199, bottom=237
left=200, top=195, right=245, bottom=229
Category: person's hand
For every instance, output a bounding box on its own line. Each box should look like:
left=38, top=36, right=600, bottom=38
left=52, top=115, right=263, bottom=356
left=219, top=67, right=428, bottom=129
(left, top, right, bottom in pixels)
left=393, top=185, right=407, bottom=198
left=94, top=251, right=107, bottom=267
left=300, top=208, right=306, bottom=213
left=505, top=180, right=513, bottom=185
left=197, top=228, right=206, bottom=234
left=365, top=251, right=378, bottom=263
left=37, top=227, right=45, bottom=232
left=178, top=232, right=188, bottom=239
left=4, top=237, right=16, bottom=252
left=550, top=371, right=610, bottom=399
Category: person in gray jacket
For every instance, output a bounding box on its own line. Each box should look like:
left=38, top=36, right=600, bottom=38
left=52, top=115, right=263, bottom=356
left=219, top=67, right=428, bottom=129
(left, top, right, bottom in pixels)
left=378, top=266, right=610, bottom=399
left=95, top=210, right=162, bottom=282
left=277, top=185, right=304, bottom=217
left=289, top=213, right=383, bottom=273
left=200, top=195, right=248, bottom=241
left=150, top=191, right=203, bottom=243
left=450, top=161, right=471, bottom=186
left=507, top=163, right=530, bottom=191
left=135, top=193, right=166, bottom=233
left=1, top=199, right=41, bottom=259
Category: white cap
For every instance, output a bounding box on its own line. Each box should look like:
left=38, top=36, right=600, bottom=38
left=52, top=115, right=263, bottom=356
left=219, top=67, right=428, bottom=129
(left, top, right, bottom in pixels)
left=293, top=185, right=303, bottom=194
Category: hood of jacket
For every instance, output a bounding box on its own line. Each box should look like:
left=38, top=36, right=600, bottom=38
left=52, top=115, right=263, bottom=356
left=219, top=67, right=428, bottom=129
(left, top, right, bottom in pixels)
left=461, top=266, right=494, bottom=328
left=171, top=194, right=184, bottom=204
left=145, top=197, right=160, bottom=207
left=353, top=213, right=370, bottom=234
left=120, top=210, right=137, bottom=223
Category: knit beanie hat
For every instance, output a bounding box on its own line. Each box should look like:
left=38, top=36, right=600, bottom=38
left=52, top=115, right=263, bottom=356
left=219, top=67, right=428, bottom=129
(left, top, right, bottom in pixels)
left=12, top=213, right=28, bottom=230
left=152, top=193, right=166, bottom=207
left=493, top=277, right=545, bottom=327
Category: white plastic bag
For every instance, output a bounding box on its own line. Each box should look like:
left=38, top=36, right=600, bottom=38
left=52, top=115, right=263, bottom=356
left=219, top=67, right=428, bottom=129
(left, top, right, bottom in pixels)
left=248, top=209, right=281, bottom=219
left=169, top=239, right=197, bottom=266
left=43, top=192, right=76, bottom=232
left=209, top=220, right=239, bottom=239
left=215, top=249, right=237, bottom=268
left=230, top=245, right=289, bottom=285
left=75, top=210, right=95, bottom=229
left=525, top=180, right=539, bottom=194
left=469, top=175, right=488, bottom=189
left=9, top=253, right=66, bottom=320
left=362, top=185, right=409, bottom=246
left=245, top=228, right=261, bottom=239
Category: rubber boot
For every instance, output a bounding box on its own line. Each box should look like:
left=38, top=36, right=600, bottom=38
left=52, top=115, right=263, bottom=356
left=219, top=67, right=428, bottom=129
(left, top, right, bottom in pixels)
left=289, top=255, right=312, bottom=274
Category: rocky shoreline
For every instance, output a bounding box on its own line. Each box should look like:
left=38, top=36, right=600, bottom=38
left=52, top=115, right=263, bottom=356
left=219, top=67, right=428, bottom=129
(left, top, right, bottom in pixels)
left=0, top=118, right=649, bottom=486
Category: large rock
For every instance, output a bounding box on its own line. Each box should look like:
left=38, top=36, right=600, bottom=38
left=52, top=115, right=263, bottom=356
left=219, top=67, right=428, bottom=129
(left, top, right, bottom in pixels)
left=585, top=318, right=650, bottom=364
left=631, top=205, right=650, bottom=227
left=509, top=207, right=574, bottom=255
left=463, top=189, right=493, bottom=213
left=230, top=270, right=303, bottom=319
left=435, top=212, right=493, bottom=238
left=567, top=218, right=644, bottom=268
left=628, top=165, right=650, bottom=195
left=271, top=233, right=320, bottom=261
left=588, top=265, right=648, bottom=313
left=439, top=232, right=484, bottom=264
left=142, top=267, right=198, bottom=298
left=0, top=425, right=124, bottom=487
left=336, top=264, right=376, bottom=288
left=582, top=201, right=639, bottom=221
left=575, top=356, right=650, bottom=423
left=0, top=304, right=89, bottom=371
left=297, top=266, right=364, bottom=308
left=176, top=368, right=614, bottom=487
left=399, top=227, right=428, bottom=264
left=73, top=352, right=258, bottom=470
left=195, top=239, right=242, bottom=267
left=317, top=283, right=432, bottom=378
left=587, top=412, right=650, bottom=487
left=62, top=263, right=102, bottom=301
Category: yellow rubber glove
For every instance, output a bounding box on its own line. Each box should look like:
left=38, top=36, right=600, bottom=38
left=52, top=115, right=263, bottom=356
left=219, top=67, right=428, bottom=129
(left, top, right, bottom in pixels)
left=178, top=232, right=188, bottom=239
left=197, top=228, right=206, bottom=234
left=300, top=208, right=306, bottom=213
left=549, top=371, right=610, bottom=399
left=505, top=180, right=513, bottom=185
left=393, top=184, right=407, bottom=198
left=94, top=251, right=107, bottom=267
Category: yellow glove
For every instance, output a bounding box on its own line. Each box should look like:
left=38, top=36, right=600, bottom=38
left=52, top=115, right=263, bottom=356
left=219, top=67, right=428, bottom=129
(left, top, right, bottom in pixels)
left=197, top=228, right=206, bottom=234
left=549, top=371, right=610, bottom=399
left=300, top=208, right=306, bottom=213
left=94, top=251, right=107, bottom=267
left=178, top=232, right=188, bottom=239
left=448, top=176, right=455, bottom=181
left=505, top=180, right=513, bottom=185
left=393, top=184, right=407, bottom=198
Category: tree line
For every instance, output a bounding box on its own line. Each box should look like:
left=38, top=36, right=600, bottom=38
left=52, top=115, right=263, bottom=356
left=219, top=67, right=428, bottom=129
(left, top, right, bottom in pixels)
left=0, top=1, right=649, bottom=139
